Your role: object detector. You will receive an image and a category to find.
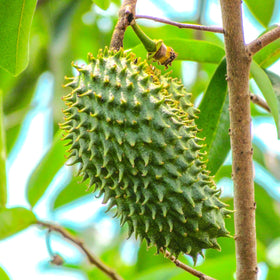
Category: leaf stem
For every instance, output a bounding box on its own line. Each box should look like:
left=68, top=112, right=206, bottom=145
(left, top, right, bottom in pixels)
left=247, top=25, right=280, bottom=55
left=37, top=221, right=124, bottom=280
left=135, top=15, right=224, bottom=33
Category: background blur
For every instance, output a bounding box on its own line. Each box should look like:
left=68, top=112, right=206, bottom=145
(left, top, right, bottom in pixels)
left=1, top=0, right=280, bottom=279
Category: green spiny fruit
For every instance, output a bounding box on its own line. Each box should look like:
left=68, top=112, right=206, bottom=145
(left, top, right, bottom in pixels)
left=60, top=47, right=231, bottom=263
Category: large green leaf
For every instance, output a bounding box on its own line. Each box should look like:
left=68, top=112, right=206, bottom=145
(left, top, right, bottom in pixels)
left=172, top=255, right=236, bottom=280
left=93, top=0, right=110, bottom=10
left=214, top=165, right=232, bottom=182
left=134, top=265, right=182, bottom=280
left=52, top=172, right=91, bottom=210
left=267, top=266, right=280, bottom=280
left=251, top=61, right=280, bottom=137
left=265, top=69, right=280, bottom=105
left=255, top=184, right=280, bottom=245
left=132, top=39, right=225, bottom=64
left=0, top=92, right=7, bottom=208
left=0, top=0, right=37, bottom=75
left=27, top=131, right=67, bottom=207
left=0, top=267, right=9, bottom=280
left=196, top=58, right=230, bottom=175
left=0, top=207, right=37, bottom=240
left=254, top=38, right=280, bottom=68
left=244, top=0, right=275, bottom=27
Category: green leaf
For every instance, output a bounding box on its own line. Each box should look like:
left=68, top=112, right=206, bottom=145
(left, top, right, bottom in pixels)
left=93, top=0, right=110, bottom=10
left=0, top=207, right=37, bottom=240
left=251, top=61, right=280, bottom=137
left=254, top=38, right=280, bottom=68
left=255, top=184, right=280, bottom=245
left=27, top=131, right=66, bottom=207
left=136, top=242, right=170, bottom=273
left=0, top=91, right=7, bottom=208
left=134, top=264, right=181, bottom=280
left=167, top=39, right=225, bottom=63
left=132, top=39, right=225, bottom=64
left=0, top=0, right=37, bottom=75
left=172, top=255, right=236, bottom=280
left=214, top=165, right=232, bottom=182
left=244, top=0, right=275, bottom=27
left=265, top=69, right=280, bottom=104
left=197, top=58, right=230, bottom=175
left=267, top=266, right=280, bottom=280
left=0, top=267, right=9, bottom=280
left=52, top=173, right=91, bottom=210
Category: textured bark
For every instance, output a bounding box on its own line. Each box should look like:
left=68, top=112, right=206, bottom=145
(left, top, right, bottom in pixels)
left=220, top=1, right=257, bottom=279
left=110, top=0, right=137, bottom=50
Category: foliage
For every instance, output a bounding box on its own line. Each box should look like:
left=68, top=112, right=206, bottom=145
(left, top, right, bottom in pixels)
left=0, top=0, right=280, bottom=279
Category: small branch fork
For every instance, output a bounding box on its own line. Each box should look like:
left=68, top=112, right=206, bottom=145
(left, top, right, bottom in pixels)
left=247, top=25, right=280, bottom=55
left=161, top=249, right=217, bottom=280
left=135, top=15, right=224, bottom=33
left=37, top=221, right=124, bottom=280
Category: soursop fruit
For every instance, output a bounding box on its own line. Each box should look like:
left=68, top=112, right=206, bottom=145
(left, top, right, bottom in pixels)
left=60, top=47, right=231, bottom=262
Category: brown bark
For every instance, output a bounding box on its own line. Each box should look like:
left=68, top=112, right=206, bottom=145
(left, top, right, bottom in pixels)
left=220, top=1, right=257, bottom=279
left=110, top=0, right=137, bottom=50
left=247, top=25, right=280, bottom=55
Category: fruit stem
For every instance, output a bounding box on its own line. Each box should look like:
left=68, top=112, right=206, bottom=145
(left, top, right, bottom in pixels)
left=131, top=23, right=157, bottom=52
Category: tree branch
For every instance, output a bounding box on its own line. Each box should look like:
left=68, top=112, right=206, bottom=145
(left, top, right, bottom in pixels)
left=220, top=0, right=257, bottom=279
left=110, top=0, right=138, bottom=50
left=250, top=92, right=271, bottom=112
left=135, top=15, right=224, bottom=33
left=161, top=249, right=216, bottom=280
left=247, top=25, right=280, bottom=55
left=37, top=221, right=124, bottom=280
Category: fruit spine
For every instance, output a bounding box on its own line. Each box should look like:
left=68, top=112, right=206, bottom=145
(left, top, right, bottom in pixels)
left=60, top=47, right=231, bottom=262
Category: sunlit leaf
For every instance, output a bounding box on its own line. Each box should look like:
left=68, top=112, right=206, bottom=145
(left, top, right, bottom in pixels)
left=0, top=207, right=37, bottom=240
left=52, top=172, right=92, bottom=210
left=197, top=58, right=230, bottom=175
left=27, top=131, right=66, bottom=207
left=0, top=267, right=9, bottom=280
left=251, top=61, right=279, bottom=138
left=244, top=0, right=275, bottom=27
left=93, top=0, right=110, bottom=10
left=265, top=69, right=280, bottom=104
left=131, top=39, right=225, bottom=64
left=267, top=266, right=280, bottom=280
left=255, top=184, right=280, bottom=244
left=0, top=92, right=7, bottom=208
left=214, top=165, right=232, bottom=183
left=134, top=264, right=181, bottom=280
left=254, top=38, right=280, bottom=68
left=0, top=0, right=37, bottom=75
left=136, top=242, right=170, bottom=273
left=172, top=255, right=236, bottom=280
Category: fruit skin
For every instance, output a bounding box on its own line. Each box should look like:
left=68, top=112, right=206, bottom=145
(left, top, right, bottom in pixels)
left=60, top=47, right=231, bottom=262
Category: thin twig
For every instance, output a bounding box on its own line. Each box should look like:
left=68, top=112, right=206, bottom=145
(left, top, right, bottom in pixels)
left=135, top=15, right=224, bottom=33
left=250, top=92, right=271, bottom=112
left=37, top=221, right=124, bottom=280
left=110, top=0, right=138, bottom=50
left=161, top=249, right=216, bottom=280
left=247, top=25, right=280, bottom=55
